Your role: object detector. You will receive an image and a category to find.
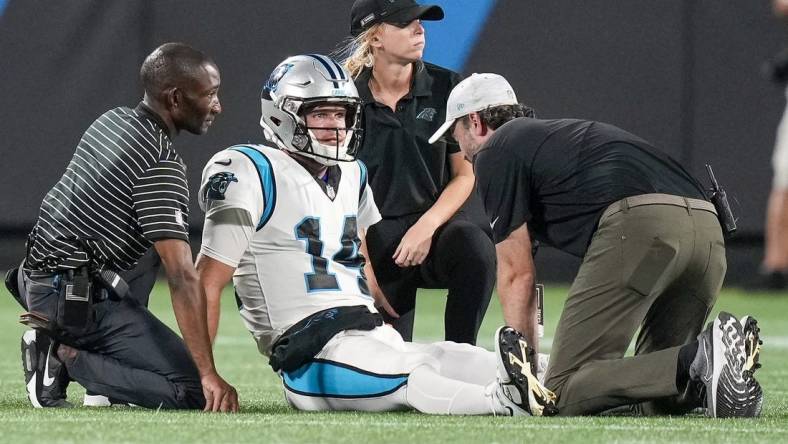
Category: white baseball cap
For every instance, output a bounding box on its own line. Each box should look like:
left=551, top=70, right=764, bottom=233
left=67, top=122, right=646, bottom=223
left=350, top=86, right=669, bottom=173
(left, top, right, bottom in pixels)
left=428, top=73, right=518, bottom=144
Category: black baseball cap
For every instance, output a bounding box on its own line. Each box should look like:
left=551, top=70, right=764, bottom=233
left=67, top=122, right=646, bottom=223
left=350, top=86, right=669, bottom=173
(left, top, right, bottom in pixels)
left=350, top=0, right=444, bottom=36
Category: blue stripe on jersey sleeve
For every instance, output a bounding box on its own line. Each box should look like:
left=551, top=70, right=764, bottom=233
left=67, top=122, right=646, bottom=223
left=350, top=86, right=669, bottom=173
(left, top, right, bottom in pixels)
left=229, top=146, right=276, bottom=230
left=283, top=359, right=408, bottom=399
left=357, top=160, right=368, bottom=201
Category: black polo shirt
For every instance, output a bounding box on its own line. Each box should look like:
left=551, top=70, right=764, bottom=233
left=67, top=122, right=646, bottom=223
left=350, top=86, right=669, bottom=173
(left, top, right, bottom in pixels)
left=474, top=117, right=708, bottom=257
left=27, top=102, right=190, bottom=272
left=355, top=62, right=461, bottom=218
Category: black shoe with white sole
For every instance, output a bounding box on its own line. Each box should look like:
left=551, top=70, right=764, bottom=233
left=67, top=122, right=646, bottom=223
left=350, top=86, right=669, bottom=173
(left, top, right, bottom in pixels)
left=21, top=330, right=72, bottom=408
left=689, top=312, right=763, bottom=417
left=495, top=326, right=558, bottom=417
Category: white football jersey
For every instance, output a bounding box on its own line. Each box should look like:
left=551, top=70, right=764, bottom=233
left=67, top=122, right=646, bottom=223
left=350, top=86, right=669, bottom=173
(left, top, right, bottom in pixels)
left=198, top=143, right=382, bottom=355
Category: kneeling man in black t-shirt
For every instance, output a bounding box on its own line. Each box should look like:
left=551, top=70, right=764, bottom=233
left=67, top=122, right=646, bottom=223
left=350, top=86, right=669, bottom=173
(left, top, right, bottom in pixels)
left=428, top=73, right=763, bottom=418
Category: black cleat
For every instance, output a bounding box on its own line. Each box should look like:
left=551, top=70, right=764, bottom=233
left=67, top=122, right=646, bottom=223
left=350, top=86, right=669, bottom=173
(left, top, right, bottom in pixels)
left=740, top=315, right=763, bottom=377
left=21, top=330, right=72, bottom=408
left=494, top=326, right=558, bottom=416
left=5, top=267, right=27, bottom=310
left=689, top=312, right=763, bottom=417
left=739, top=315, right=764, bottom=417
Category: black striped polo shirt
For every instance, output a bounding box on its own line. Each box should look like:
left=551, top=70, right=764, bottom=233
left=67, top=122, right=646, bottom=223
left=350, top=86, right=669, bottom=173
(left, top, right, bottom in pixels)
left=26, top=102, right=190, bottom=272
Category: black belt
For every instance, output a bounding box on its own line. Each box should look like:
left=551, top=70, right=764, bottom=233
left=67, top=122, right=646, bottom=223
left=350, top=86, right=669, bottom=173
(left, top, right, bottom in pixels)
left=26, top=267, right=129, bottom=301
left=28, top=270, right=59, bottom=279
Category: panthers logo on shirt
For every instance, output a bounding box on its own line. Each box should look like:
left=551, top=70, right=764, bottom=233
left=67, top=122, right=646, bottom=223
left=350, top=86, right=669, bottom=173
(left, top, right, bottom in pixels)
left=204, top=172, right=238, bottom=201
left=416, top=107, right=437, bottom=122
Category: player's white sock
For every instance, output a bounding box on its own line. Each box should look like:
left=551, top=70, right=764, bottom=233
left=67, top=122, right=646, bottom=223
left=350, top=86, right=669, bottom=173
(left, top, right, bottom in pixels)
left=537, top=352, right=550, bottom=384
left=405, top=365, right=508, bottom=415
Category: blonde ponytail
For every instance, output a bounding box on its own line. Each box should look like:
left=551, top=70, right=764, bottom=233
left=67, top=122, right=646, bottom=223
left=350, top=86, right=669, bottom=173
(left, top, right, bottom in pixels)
left=335, top=25, right=381, bottom=78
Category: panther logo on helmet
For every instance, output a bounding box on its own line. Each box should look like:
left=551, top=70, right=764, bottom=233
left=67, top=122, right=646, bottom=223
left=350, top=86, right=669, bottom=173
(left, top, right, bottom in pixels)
left=259, top=54, right=363, bottom=166
left=263, top=63, right=294, bottom=99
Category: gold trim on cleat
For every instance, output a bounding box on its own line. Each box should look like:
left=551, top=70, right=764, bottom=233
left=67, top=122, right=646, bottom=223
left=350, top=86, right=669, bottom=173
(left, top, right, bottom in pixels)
left=527, top=375, right=558, bottom=416
left=506, top=337, right=558, bottom=416
left=507, top=338, right=532, bottom=376
left=743, top=331, right=761, bottom=375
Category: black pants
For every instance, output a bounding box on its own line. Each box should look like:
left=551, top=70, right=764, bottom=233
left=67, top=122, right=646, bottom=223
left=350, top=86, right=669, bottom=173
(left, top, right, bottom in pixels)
left=121, top=248, right=161, bottom=308
left=23, top=263, right=203, bottom=410
left=365, top=213, right=496, bottom=344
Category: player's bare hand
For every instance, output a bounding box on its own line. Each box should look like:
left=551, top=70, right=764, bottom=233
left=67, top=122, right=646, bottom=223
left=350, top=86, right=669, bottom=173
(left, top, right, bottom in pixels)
left=393, top=218, right=437, bottom=267
left=201, top=372, right=239, bottom=413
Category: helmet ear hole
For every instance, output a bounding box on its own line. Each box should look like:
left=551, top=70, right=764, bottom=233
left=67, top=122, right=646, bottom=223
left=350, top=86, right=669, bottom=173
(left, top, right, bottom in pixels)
left=270, top=116, right=282, bottom=126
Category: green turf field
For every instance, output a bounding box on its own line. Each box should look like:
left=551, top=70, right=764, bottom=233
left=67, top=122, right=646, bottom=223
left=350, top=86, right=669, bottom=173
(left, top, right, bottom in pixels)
left=0, top=281, right=786, bottom=443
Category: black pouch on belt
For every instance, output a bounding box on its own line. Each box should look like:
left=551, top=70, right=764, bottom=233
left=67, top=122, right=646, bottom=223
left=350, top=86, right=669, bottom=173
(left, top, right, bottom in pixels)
left=269, top=305, right=383, bottom=373
left=57, top=267, right=94, bottom=336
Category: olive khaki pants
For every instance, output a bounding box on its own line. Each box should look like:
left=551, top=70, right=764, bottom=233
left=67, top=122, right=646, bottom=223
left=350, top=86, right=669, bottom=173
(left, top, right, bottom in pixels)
left=543, top=202, right=726, bottom=416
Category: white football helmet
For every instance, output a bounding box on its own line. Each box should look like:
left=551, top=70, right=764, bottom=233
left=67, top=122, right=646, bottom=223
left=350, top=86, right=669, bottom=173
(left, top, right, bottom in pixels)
left=260, top=54, right=363, bottom=166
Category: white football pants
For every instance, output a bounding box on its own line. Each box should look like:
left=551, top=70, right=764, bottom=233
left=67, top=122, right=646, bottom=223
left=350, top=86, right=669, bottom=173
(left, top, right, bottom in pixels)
left=282, top=325, right=509, bottom=415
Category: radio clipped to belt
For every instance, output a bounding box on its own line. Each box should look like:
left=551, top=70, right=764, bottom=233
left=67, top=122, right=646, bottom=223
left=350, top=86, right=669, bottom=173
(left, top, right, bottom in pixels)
left=705, top=164, right=737, bottom=238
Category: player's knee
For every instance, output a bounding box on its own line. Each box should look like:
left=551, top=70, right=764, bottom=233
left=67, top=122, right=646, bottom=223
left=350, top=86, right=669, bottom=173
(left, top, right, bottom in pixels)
left=442, top=222, right=494, bottom=255
left=442, top=223, right=495, bottom=274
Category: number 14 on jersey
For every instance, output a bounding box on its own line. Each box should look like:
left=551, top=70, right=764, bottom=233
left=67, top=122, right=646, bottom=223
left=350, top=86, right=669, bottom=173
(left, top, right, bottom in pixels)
left=295, top=216, right=370, bottom=295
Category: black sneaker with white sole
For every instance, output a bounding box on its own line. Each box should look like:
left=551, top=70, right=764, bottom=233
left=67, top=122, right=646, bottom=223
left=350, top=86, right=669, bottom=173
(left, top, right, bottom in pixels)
left=689, top=312, right=763, bottom=418
left=494, top=326, right=558, bottom=416
left=21, top=330, right=72, bottom=408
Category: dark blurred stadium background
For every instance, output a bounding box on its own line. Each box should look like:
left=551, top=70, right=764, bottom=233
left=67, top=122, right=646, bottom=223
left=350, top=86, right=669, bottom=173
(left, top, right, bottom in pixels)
left=0, top=0, right=784, bottom=284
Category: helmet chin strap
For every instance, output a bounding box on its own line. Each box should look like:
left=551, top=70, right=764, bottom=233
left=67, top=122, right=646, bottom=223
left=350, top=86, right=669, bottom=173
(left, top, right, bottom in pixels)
left=302, top=127, right=354, bottom=166
left=260, top=116, right=354, bottom=167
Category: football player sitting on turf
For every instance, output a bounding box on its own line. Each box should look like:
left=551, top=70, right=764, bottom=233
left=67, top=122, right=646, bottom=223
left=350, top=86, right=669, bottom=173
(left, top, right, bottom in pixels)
left=195, top=54, right=556, bottom=416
